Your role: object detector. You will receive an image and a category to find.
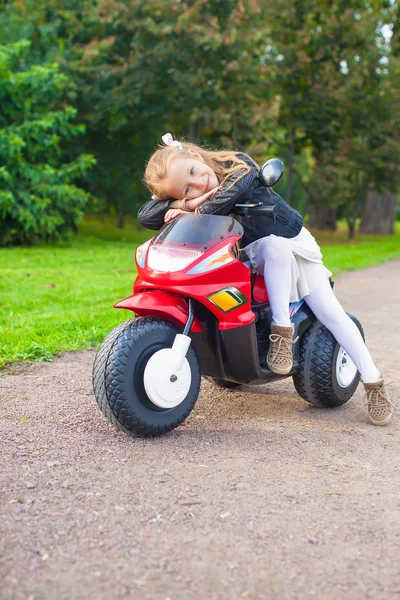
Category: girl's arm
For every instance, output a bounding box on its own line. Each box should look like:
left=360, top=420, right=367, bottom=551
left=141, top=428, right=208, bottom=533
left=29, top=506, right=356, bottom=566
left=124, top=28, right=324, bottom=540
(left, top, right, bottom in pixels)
left=138, top=196, right=197, bottom=228
left=196, top=153, right=259, bottom=216
left=139, top=191, right=224, bottom=228
left=137, top=199, right=172, bottom=230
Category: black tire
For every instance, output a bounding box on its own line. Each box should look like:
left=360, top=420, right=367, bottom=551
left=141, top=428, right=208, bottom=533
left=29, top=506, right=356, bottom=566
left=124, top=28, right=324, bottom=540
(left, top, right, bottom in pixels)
left=206, top=378, right=241, bottom=389
left=292, top=313, right=365, bottom=408
left=92, top=317, right=201, bottom=438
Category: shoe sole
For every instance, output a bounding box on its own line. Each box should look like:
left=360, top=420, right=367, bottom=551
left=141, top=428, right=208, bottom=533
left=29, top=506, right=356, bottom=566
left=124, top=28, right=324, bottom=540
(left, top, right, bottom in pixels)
left=267, top=361, right=292, bottom=375
left=369, top=415, right=392, bottom=426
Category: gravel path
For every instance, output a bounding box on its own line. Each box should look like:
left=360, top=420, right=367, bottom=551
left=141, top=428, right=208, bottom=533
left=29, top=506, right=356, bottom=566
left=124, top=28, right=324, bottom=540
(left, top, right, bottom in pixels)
left=1, top=261, right=400, bottom=600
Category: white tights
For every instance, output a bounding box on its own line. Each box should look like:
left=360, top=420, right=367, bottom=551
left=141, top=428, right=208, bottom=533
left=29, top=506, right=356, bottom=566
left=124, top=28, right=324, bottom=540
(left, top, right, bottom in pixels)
left=257, top=236, right=381, bottom=383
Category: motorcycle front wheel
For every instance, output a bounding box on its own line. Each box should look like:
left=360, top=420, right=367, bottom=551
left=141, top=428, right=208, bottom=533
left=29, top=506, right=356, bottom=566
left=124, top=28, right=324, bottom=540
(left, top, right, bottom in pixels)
left=92, top=317, right=201, bottom=438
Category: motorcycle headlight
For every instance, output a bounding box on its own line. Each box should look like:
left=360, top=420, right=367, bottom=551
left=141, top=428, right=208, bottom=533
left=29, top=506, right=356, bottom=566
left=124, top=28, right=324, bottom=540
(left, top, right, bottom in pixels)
left=147, top=245, right=202, bottom=273
left=135, top=239, right=152, bottom=268
left=187, top=244, right=234, bottom=274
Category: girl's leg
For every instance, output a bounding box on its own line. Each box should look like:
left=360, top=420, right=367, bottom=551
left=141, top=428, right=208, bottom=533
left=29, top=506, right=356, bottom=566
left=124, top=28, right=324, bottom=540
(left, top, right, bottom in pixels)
left=303, top=276, right=393, bottom=425
left=303, top=276, right=380, bottom=382
left=256, top=236, right=292, bottom=326
left=254, top=236, right=296, bottom=374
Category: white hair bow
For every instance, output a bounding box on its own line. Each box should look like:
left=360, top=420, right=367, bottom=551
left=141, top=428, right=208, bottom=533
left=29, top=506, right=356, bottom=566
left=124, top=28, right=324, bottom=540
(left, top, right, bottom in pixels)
left=162, top=132, right=183, bottom=150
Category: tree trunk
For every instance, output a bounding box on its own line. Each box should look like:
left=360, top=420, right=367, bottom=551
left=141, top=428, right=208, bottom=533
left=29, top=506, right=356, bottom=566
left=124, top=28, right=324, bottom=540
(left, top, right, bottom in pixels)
left=348, top=220, right=356, bottom=240
left=117, top=213, right=125, bottom=229
left=308, top=206, right=337, bottom=230
left=346, top=187, right=363, bottom=240
left=189, top=120, right=200, bottom=140
left=359, top=190, right=397, bottom=234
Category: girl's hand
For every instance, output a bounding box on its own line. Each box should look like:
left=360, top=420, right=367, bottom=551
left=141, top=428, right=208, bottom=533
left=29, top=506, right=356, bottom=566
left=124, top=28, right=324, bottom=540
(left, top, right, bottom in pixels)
left=184, top=187, right=219, bottom=211
left=164, top=208, right=185, bottom=223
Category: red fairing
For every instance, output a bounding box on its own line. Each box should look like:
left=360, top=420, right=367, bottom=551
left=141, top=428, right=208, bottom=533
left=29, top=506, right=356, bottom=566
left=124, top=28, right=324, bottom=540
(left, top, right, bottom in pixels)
left=114, top=291, right=203, bottom=332
left=133, top=236, right=256, bottom=330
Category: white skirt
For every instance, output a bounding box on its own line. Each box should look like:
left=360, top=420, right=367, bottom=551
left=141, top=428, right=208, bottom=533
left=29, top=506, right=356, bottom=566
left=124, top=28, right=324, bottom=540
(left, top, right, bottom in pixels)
left=242, top=227, right=332, bottom=303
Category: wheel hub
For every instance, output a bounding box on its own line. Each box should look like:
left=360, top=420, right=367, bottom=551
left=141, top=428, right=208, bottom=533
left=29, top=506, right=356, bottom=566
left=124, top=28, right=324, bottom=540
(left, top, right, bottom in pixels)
left=143, top=348, right=191, bottom=409
left=336, top=346, right=357, bottom=388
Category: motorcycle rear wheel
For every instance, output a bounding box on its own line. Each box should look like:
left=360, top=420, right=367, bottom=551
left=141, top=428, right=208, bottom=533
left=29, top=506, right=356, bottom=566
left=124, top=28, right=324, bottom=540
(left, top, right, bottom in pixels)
left=92, top=317, right=201, bottom=437
left=292, top=313, right=364, bottom=408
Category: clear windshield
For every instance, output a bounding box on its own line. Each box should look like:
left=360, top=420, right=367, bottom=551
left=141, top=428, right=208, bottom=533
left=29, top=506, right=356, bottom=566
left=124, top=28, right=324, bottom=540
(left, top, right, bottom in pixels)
left=151, top=213, right=243, bottom=252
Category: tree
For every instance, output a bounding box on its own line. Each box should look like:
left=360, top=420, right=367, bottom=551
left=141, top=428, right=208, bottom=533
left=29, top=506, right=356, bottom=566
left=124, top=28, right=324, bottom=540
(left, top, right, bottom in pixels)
left=0, top=40, right=95, bottom=245
left=260, top=0, right=400, bottom=235
left=359, top=190, right=397, bottom=233
left=358, top=1, right=400, bottom=234
left=1, top=0, right=398, bottom=235
left=0, top=0, right=273, bottom=224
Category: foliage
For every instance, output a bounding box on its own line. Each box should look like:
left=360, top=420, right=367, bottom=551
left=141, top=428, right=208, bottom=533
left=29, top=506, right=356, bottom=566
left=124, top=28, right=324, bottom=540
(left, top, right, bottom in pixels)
left=0, top=40, right=95, bottom=245
left=0, top=1, right=399, bottom=236
left=262, top=1, right=400, bottom=219
left=0, top=0, right=273, bottom=221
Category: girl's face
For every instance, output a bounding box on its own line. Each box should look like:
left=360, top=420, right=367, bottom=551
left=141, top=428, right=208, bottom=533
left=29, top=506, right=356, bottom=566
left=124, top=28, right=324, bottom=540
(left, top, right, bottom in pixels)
left=163, top=152, right=219, bottom=200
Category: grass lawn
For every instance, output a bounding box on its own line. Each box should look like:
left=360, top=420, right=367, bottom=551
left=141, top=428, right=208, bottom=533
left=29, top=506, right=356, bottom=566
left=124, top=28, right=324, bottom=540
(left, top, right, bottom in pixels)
left=1, top=218, right=399, bottom=370
left=312, top=221, right=400, bottom=275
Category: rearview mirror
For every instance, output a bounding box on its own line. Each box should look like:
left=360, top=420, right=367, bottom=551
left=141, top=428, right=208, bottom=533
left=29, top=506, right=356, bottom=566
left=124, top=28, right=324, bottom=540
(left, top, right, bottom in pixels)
left=259, top=158, right=284, bottom=187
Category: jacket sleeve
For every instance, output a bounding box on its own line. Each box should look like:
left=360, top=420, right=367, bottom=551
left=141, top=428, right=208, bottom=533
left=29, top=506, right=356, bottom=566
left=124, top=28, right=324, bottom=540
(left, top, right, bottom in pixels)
left=197, top=153, right=259, bottom=216
left=137, top=199, right=170, bottom=230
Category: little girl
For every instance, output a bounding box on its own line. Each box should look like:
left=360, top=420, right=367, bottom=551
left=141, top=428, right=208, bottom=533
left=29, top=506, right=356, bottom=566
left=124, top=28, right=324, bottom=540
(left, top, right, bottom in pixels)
left=138, top=133, right=393, bottom=426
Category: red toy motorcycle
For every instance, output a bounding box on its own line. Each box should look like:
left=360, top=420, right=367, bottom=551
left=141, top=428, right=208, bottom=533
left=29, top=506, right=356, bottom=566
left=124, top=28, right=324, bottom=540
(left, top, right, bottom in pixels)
left=93, top=161, right=363, bottom=438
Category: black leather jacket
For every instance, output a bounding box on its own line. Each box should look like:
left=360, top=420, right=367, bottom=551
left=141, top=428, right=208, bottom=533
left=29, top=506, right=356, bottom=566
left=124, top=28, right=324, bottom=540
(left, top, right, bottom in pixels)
left=137, top=153, right=303, bottom=247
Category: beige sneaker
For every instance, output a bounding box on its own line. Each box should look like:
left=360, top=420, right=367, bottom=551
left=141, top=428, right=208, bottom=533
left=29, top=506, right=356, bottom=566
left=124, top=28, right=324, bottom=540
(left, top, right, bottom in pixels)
left=364, top=379, right=393, bottom=426
left=267, top=323, right=298, bottom=375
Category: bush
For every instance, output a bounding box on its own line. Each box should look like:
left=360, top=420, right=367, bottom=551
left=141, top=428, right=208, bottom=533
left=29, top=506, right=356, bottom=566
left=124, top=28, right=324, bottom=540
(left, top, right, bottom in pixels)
left=0, top=40, right=96, bottom=246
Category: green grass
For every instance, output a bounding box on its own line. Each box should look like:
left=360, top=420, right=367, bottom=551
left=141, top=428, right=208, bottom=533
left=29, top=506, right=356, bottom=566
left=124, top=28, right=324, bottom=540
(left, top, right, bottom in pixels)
left=310, top=221, right=400, bottom=277
left=0, top=217, right=148, bottom=370
left=1, top=217, right=399, bottom=369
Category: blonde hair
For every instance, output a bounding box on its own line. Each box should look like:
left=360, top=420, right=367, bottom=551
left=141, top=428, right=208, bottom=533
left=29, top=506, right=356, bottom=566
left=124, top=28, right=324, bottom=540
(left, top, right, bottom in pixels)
left=144, top=140, right=252, bottom=201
